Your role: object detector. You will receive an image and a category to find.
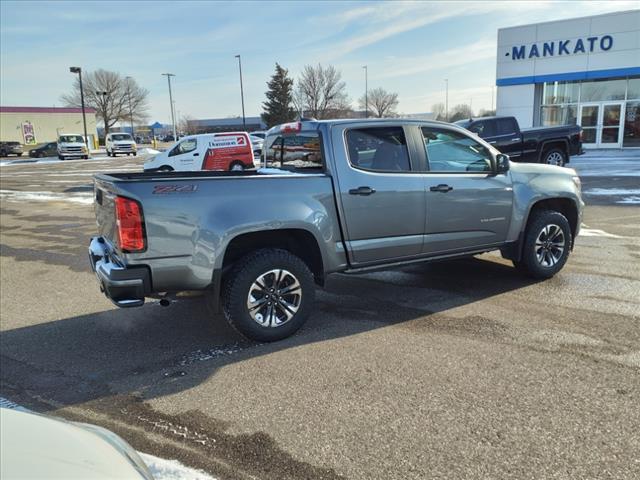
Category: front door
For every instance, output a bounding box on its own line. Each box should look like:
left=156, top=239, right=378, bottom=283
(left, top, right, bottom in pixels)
left=333, top=124, right=426, bottom=265
left=419, top=126, right=514, bottom=254
left=579, top=102, right=624, bottom=148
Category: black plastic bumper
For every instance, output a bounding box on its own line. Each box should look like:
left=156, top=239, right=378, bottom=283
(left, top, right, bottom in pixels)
left=88, top=237, right=150, bottom=308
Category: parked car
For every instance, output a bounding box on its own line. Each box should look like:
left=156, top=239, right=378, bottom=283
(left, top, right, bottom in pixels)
left=250, top=131, right=266, bottom=139
left=29, top=142, right=58, bottom=158
left=0, top=407, right=153, bottom=479
left=57, top=134, right=88, bottom=160
left=143, top=132, right=255, bottom=172
left=0, top=141, right=24, bottom=157
left=162, top=135, right=175, bottom=142
left=454, top=116, right=582, bottom=167
left=106, top=132, right=137, bottom=157
left=90, top=119, right=583, bottom=342
left=250, top=134, right=264, bottom=158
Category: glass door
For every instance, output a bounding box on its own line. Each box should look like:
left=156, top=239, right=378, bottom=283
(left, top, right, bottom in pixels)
left=600, top=102, right=624, bottom=148
left=579, top=103, right=599, bottom=148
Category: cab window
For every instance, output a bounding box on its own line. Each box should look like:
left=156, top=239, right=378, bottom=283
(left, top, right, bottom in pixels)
left=421, top=127, right=493, bottom=173
left=468, top=120, right=496, bottom=138
left=264, top=132, right=323, bottom=170
left=346, top=127, right=411, bottom=172
left=496, top=118, right=517, bottom=136
left=169, top=138, right=197, bottom=157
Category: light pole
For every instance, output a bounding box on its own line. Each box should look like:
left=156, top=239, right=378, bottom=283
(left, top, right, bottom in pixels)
left=125, top=76, right=135, bottom=137
left=161, top=73, right=177, bottom=140
left=69, top=66, right=88, bottom=148
left=444, top=78, right=449, bottom=122
left=491, top=85, right=495, bottom=112
left=363, top=65, right=368, bottom=118
left=235, top=54, right=246, bottom=129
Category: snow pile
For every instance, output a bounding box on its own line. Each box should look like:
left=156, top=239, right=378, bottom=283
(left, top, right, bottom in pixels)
left=138, top=453, right=216, bottom=480
left=139, top=147, right=161, bottom=155
left=0, top=189, right=93, bottom=205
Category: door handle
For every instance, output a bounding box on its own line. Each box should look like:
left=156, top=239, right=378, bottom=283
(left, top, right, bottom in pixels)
left=510, top=138, right=520, bottom=142
left=349, top=186, right=376, bottom=196
left=429, top=184, right=453, bottom=193
left=193, top=152, right=200, bottom=157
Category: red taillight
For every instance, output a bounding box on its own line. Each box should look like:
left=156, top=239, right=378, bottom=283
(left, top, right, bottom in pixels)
left=280, top=121, right=301, bottom=134
left=115, top=196, right=145, bottom=252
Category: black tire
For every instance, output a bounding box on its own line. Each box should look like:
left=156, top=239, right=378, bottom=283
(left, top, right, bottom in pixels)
left=222, top=249, right=315, bottom=342
left=58, top=155, right=64, bottom=160
left=83, top=155, right=89, bottom=159
left=541, top=148, right=566, bottom=167
left=513, top=210, right=572, bottom=279
left=133, top=152, right=137, bottom=156
left=229, top=161, right=245, bottom=172
left=158, top=166, right=173, bottom=172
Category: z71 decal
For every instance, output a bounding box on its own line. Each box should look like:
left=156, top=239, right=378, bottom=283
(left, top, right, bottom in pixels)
left=152, top=184, right=198, bottom=194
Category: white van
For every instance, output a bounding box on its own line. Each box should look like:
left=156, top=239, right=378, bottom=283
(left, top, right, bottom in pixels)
left=57, top=134, right=89, bottom=160
left=143, top=132, right=254, bottom=172
left=106, top=132, right=137, bottom=157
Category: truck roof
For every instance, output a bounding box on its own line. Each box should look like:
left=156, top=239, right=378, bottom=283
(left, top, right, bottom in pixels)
left=266, top=117, right=454, bottom=135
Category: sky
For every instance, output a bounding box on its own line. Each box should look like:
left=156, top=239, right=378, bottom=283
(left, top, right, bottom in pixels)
left=0, top=0, right=636, bottom=125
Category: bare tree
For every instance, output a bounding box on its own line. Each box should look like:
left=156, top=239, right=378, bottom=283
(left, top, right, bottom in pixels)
left=61, top=69, right=149, bottom=135
left=449, top=104, right=474, bottom=122
left=295, top=64, right=351, bottom=119
left=359, top=87, right=398, bottom=118
left=478, top=108, right=496, bottom=117
left=431, top=102, right=446, bottom=121
left=178, top=114, right=197, bottom=135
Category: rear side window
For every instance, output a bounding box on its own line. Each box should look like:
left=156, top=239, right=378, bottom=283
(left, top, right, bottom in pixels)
left=468, top=121, right=496, bottom=138
left=264, top=132, right=323, bottom=169
left=496, top=118, right=517, bottom=136
left=346, top=127, right=411, bottom=172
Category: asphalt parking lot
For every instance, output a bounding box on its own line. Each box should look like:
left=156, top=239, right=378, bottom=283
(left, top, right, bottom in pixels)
left=1, top=153, right=639, bottom=479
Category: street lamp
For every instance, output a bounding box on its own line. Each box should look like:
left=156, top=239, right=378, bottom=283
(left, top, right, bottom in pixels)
left=363, top=65, right=368, bottom=118
left=125, top=76, right=135, bottom=137
left=444, top=78, right=449, bottom=122
left=235, top=55, right=246, bottom=130
left=69, top=66, right=89, bottom=148
left=161, top=73, right=177, bottom=140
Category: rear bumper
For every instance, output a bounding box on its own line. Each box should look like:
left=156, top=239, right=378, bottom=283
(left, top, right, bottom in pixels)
left=88, top=237, right=150, bottom=308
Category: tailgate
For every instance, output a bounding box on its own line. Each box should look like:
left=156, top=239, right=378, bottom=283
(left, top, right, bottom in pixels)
left=93, top=180, right=119, bottom=247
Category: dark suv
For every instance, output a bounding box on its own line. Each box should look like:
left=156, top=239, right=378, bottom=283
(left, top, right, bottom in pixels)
left=0, top=142, right=24, bottom=157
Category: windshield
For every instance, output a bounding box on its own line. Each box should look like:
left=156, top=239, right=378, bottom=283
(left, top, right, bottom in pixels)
left=112, top=134, right=133, bottom=141
left=59, top=135, right=84, bottom=143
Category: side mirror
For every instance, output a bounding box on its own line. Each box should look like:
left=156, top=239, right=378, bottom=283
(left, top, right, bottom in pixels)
left=495, top=153, right=510, bottom=174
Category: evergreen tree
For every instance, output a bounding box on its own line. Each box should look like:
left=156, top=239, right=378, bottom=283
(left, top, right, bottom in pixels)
left=261, top=63, right=296, bottom=128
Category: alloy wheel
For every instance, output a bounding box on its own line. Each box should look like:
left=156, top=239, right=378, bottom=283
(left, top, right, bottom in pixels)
left=246, top=269, right=302, bottom=327
left=535, top=224, right=565, bottom=267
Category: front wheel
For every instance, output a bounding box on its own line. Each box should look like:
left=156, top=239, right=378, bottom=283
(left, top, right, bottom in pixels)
left=222, top=249, right=315, bottom=342
left=513, top=210, right=572, bottom=279
left=542, top=148, right=566, bottom=167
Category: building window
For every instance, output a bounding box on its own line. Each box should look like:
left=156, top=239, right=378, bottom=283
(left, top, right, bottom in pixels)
left=542, top=81, right=580, bottom=104
left=628, top=78, right=640, bottom=101
left=623, top=102, right=640, bottom=148
left=541, top=105, right=577, bottom=127
left=580, top=78, right=627, bottom=102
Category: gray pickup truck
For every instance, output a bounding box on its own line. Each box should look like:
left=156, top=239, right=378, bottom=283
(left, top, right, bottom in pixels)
left=89, top=119, right=584, bottom=342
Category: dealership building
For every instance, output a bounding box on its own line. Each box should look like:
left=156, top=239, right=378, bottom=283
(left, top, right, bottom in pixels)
left=496, top=10, right=640, bottom=149
left=0, top=106, right=98, bottom=148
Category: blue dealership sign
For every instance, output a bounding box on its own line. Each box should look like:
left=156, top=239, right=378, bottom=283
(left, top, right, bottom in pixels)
left=508, top=35, right=613, bottom=60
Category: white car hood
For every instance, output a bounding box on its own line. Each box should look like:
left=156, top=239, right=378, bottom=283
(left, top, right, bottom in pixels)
left=0, top=408, right=150, bottom=479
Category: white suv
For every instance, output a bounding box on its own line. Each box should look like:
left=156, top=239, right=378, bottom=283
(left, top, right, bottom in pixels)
left=106, top=133, right=137, bottom=157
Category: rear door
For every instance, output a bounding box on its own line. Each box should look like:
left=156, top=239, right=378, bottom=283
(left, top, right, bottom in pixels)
left=469, top=118, right=522, bottom=158
left=419, top=125, right=513, bottom=254
left=331, top=124, right=426, bottom=265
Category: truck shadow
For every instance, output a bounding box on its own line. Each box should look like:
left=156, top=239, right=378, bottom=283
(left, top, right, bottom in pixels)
left=0, top=255, right=539, bottom=410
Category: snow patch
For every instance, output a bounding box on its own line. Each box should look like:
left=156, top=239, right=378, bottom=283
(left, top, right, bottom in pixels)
left=139, top=147, right=160, bottom=155
left=585, top=188, right=640, bottom=196
left=0, top=189, right=93, bottom=205
left=579, top=225, right=623, bottom=238
left=616, top=196, right=640, bottom=204
left=138, top=453, right=217, bottom=480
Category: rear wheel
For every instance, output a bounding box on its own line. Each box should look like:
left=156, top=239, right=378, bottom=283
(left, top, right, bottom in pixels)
left=229, top=161, right=245, bottom=171
left=513, top=210, right=572, bottom=279
left=158, top=166, right=173, bottom=172
left=222, top=249, right=315, bottom=342
left=542, top=148, right=566, bottom=167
